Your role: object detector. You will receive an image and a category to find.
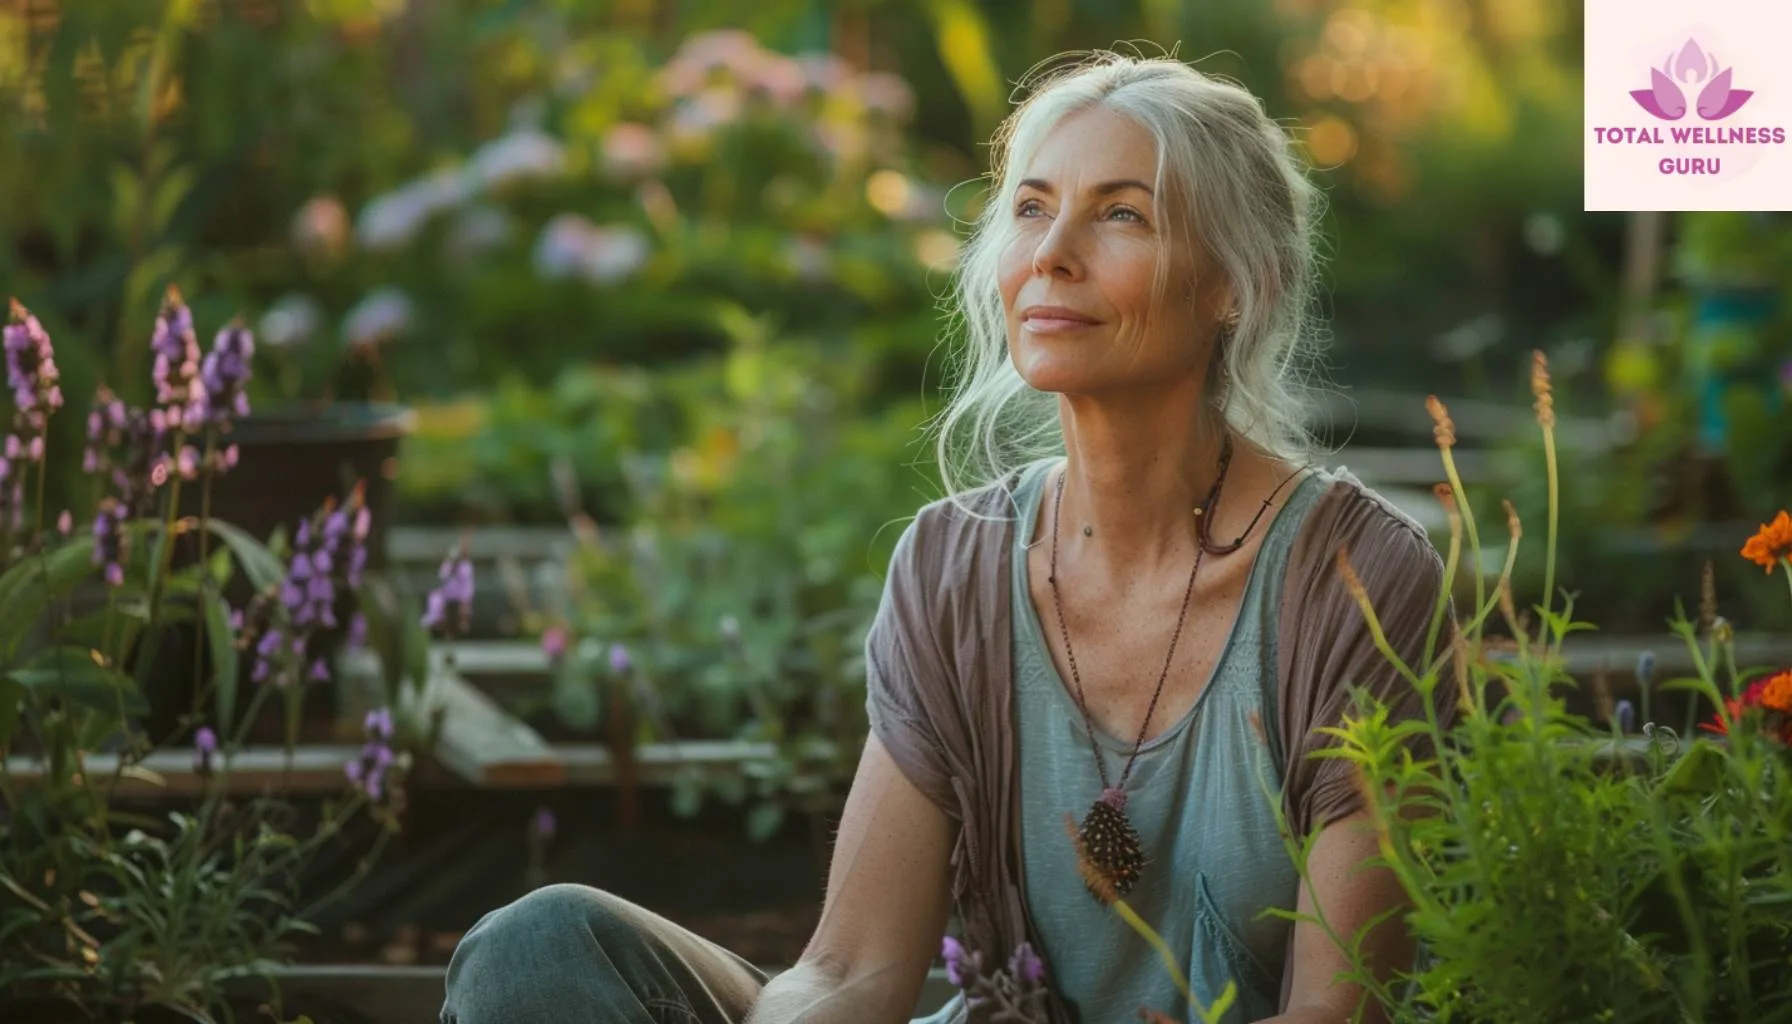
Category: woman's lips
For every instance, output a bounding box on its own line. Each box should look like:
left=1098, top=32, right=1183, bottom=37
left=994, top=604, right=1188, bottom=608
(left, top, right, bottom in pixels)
left=1022, top=315, right=1100, bottom=333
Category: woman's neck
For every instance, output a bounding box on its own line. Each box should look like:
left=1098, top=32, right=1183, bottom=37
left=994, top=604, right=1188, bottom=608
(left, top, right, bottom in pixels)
left=1052, top=388, right=1234, bottom=577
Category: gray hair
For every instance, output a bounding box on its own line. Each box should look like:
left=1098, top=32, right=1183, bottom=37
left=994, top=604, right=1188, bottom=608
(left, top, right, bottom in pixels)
left=928, top=51, right=1329, bottom=507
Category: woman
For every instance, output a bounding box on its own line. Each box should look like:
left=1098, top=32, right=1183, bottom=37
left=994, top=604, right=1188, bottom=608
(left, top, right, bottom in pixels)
left=441, top=51, right=1449, bottom=1024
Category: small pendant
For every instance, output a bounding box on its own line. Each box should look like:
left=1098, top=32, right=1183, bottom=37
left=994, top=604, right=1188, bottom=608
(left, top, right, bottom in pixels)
left=1074, top=787, right=1146, bottom=900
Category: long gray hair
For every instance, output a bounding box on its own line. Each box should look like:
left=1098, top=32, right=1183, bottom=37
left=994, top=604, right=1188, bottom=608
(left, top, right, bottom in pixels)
left=928, top=51, right=1329, bottom=506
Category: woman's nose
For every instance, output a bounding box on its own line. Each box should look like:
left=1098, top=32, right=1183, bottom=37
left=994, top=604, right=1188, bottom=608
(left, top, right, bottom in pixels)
left=1031, top=220, right=1085, bottom=279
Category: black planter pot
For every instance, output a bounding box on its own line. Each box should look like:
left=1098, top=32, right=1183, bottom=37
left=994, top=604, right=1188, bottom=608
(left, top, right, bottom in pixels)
left=143, top=403, right=415, bottom=741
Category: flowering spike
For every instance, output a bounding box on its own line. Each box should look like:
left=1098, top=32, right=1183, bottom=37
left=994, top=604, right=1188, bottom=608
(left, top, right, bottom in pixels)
left=1426, top=395, right=1456, bottom=449
left=1530, top=350, right=1555, bottom=429
left=1699, top=560, right=1717, bottom=635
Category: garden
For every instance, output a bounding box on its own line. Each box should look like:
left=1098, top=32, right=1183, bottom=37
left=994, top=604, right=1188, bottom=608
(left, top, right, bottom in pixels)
left=2, top=1, right=1789, bottom=1021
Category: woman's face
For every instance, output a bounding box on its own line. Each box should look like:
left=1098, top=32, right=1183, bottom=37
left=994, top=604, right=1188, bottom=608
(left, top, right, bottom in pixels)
left=998, top=105, right=1225, bottom=397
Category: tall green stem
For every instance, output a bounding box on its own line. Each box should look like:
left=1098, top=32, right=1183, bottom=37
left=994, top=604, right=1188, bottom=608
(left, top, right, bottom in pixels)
left=1440, top=448, right=1485, bottom=628
left=1540, top=423, right=1559, bottom=631
left=191, top=433, right=216, bottom=718
left=133, top=437, right=187, bottom=684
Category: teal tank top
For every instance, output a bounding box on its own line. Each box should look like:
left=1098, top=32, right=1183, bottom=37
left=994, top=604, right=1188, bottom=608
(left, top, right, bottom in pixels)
left=918, top=458, right=1323, bottom=1023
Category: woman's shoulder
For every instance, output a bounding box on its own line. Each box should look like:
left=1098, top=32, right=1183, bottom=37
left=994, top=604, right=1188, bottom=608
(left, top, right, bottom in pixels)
left=895, top=462, right=1044, bottom=559
left=1295, top=466, right=1440, bottom=561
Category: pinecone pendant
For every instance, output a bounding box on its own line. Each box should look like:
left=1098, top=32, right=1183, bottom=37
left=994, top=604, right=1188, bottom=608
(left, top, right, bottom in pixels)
left=1076, top=787, right=1145, bottom=901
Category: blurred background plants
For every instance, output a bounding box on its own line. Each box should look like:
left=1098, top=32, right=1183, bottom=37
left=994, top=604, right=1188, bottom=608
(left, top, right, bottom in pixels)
left=536, top=316, right=935, bottom=839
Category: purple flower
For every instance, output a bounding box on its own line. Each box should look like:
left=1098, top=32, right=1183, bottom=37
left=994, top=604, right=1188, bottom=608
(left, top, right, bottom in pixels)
left=2, top=300, right=64, bottom=528
left=83, top=385, right=170, bottom=518
left=421, top=543, right=475, bottom=638
left=346, top=706, right=396, bottom=801
left=531, top=806, right=557, bottom=841
left=4, top=299, right=64, bottom=430
left=364, top=707, right=394, bottom=742
left=1006, top=942, right=1045, bottom=985
left=194, top=725, right=218, bottom=775
left=196, top=320, right=254, bottom=434
left=344, top=743, right=394, bottom=801
left=942, top=936, right=969, bottom=987
left=1615, top=699, right=1636, bottom=734
left=941, top=937, right=1049, bottom=1019
left=243, top=485, right=372, bottom=688
left=91, top=500, right=129, bottom=587
left=1635, top=650, right=1656, bottom=690
left=541, top=625, right=569, bottom=663
left=608, top=642, right=631, bottom=676
left=149, top=287, right=204, bottom=430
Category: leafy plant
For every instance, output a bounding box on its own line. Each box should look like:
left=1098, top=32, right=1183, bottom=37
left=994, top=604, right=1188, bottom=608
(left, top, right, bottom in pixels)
left=0, top=294, right=411, bottom=1021
left=1292, top=353, right=1792, bottom=1023
left=541, top=321, right=931, bottom=841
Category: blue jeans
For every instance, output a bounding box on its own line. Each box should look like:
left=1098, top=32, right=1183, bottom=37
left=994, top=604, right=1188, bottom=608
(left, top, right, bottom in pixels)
left=440, top=884, right=769, bottom=1024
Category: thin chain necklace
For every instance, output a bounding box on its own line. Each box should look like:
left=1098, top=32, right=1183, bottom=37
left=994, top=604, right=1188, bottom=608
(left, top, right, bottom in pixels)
left=1047, top=435, right=1233, bottom=899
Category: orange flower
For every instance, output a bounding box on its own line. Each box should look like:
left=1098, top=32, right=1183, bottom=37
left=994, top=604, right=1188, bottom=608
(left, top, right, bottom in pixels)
left=1701, top=677, right=1771, bottom=737
left=1701, top=674, right=1792, bottom=741
left=1761, top=671, right=1792, bottom=715
left=1741, top=510, right=1792, bottom=572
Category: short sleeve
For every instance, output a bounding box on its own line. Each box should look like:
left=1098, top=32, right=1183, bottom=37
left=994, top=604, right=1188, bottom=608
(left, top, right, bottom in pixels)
left=1278, top=487, right=1456, bottom=838
left=863, top=515, right=962, bottom=819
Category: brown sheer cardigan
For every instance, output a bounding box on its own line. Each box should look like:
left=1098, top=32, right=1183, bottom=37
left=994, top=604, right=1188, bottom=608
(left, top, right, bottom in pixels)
left=863, top=466, right=1453, bottom=1022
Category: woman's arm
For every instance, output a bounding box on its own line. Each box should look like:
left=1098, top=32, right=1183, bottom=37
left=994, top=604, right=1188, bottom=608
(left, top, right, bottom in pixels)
left=744, top=734, right=956, bottom=1024
left=1262, top=812, right=1409, bottom=1024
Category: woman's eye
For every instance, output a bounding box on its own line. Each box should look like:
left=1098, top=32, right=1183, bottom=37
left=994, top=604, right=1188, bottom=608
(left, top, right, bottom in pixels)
left=1107, top=206, right=1145, bottom=223
left=1016, top=199, right=1045, bottom=217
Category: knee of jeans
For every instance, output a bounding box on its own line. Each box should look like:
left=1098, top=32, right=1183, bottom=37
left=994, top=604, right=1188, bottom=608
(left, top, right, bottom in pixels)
left=497, top=883, right=638, bottom=947
left=444, top=885, right=635, bottom=1023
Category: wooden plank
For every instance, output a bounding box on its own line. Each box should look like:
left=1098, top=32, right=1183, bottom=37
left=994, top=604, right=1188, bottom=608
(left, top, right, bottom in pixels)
left=1, top=739, right=779, bottom=796
left=1314, top=388, right=1613, bottom=452
left=340, top=642, right=548, bottom=682
left=424, top=664, right=566, bottom=788
left=1329, top=445, right=1497, bottom=486
left=385, top=525, right=578, bottom=565
left=372, top=631, right=1792, bottom=691
left=1558, top=632, right=1792, bottom=681
left=2, top=745, right=407, bottom=799
left=556, top=739, right=781, bottom=787
left=337, top=645, right=564, bottom=788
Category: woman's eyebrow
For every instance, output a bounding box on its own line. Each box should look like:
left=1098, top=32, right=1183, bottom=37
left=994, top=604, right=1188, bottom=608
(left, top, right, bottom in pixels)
left=1017, top=177, right=1155, bottom=197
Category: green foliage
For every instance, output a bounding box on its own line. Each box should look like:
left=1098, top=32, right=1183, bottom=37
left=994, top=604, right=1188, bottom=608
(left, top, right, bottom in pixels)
left=0, top=302, right=404, bottom=1020
left=545, top=328, right=936, bottom=837
left=1286, top=383, right=1792, bottom=1023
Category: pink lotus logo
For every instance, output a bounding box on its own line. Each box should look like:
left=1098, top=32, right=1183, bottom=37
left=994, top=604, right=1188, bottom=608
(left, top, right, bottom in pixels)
left=1632, top=39, right=1753, bottom=121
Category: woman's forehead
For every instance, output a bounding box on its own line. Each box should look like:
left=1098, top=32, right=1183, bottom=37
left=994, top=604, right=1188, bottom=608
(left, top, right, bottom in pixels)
left=1019, top=107, right=1158, bottom=188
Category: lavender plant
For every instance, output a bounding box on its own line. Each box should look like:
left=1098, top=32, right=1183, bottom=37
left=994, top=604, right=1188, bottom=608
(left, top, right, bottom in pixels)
left=0, top=294, right=408, bottom=1021
left=940, top=936, right=1051, bottom=1023
left=1282, top=353, right=1792, bottom=1022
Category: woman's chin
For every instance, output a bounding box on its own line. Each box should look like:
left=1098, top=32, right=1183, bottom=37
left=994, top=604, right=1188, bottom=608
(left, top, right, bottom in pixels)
left=1014, top=363, right=1111, bottom=396
left=1012, top=342, right=1109, bottom=394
